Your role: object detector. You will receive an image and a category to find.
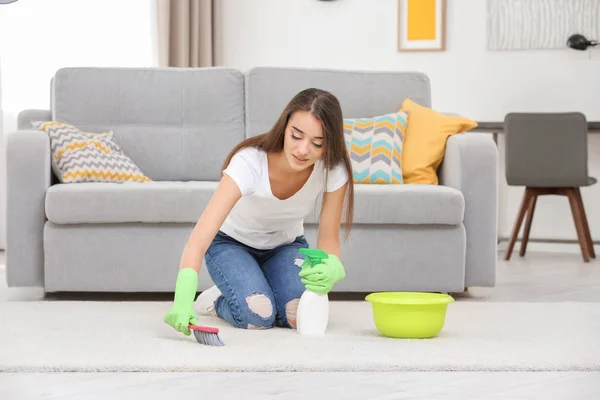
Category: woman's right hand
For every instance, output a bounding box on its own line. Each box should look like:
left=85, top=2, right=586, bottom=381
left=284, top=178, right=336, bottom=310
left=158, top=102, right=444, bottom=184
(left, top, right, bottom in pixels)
left=163, top=268, right=199, bottom=336
left=163, top=304, right=198, bottom=336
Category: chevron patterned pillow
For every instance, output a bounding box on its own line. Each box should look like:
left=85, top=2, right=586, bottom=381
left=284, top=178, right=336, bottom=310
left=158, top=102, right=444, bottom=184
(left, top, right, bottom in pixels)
left=31, top=121, right=152, bottom=183
left=343, top=111, right=407, bottom=184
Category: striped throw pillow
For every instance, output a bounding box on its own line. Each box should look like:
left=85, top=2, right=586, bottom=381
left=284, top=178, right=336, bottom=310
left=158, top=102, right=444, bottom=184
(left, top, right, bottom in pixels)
left=343, top=111, right=407, bottom=184
left=31, top=121, right=151, bottom=183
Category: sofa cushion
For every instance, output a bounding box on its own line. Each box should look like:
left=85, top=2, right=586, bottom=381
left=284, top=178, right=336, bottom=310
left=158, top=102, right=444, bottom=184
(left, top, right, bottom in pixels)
left=336, top=184, right=464, bottom=225
left=344, top=111, right=407, bottom=184
left=45, top=182, right=217, bottom=224
left=245, top=67, right=431, bottom=138
left=46, top=182, right=464, bottom=226
left=51, top=67, right=245, bottom=181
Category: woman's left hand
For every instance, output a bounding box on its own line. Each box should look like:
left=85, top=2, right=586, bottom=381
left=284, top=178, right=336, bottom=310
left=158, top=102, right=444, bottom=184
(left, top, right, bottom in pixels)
left=298, top=254, right=346, bottom=294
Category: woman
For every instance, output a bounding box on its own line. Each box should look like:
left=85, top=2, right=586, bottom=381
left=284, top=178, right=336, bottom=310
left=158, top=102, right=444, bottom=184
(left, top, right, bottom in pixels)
left=163, top=88, right=355, bottom=334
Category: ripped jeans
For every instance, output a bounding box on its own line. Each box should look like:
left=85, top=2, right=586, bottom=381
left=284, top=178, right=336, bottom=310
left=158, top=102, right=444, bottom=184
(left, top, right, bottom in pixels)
left=204, top=231, right=309, bottom=329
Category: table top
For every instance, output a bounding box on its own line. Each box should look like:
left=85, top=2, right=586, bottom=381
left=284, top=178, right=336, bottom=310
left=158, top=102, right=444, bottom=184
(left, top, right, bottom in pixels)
left=473, top=121, right=600, bottom=133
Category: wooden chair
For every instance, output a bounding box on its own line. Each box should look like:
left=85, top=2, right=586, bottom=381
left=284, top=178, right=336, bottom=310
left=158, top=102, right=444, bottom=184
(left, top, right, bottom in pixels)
left=504, top=112, right=596, bottom=262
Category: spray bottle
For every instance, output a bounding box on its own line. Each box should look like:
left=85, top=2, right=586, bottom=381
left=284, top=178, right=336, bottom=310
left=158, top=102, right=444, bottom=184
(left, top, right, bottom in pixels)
left=296, top=248, right=330, bottom=336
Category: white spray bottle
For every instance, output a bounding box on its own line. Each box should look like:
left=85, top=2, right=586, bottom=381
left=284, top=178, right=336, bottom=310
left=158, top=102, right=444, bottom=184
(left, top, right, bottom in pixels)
left=295, top=248, right=329, bottom=336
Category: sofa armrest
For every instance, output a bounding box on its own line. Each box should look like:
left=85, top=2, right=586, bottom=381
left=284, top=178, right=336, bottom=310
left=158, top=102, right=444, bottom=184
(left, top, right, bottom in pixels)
left=6, top=127, right=52, bottom=287
left=438, top=133, right=498, bottom=287
left=17, top=109, right=52, bottom=130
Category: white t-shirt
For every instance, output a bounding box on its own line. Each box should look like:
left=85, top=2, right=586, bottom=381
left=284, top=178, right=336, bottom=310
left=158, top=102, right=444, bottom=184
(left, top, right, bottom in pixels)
left=220, top=147, right=349, bottom=249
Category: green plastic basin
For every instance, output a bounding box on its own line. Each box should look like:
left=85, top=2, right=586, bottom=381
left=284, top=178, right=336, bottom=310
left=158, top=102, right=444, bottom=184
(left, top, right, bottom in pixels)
left=365, top=292, right=454, bottom=339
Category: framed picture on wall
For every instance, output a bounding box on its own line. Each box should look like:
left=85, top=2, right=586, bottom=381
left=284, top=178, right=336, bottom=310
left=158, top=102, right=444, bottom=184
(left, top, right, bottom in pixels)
left=397, top=0, right=446, bottom=51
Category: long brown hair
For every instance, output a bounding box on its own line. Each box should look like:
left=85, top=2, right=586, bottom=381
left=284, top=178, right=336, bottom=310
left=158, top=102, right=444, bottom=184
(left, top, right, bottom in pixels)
left=221, top=88, right=355, bottom=240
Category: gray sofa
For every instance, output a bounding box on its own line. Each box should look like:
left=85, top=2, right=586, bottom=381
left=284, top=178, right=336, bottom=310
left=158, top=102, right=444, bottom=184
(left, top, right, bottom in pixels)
left=6, top=66, right=498, bottom=293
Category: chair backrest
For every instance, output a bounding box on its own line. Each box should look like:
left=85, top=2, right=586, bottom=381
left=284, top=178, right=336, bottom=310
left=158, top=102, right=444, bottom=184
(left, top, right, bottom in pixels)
left=504, top=112, right=589, bottom=187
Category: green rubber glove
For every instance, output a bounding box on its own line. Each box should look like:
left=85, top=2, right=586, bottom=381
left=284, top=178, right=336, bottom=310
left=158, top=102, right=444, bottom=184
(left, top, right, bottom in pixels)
left=163, top=268, right=199, bottom=336
left=298, top=254, right=346, bottom=294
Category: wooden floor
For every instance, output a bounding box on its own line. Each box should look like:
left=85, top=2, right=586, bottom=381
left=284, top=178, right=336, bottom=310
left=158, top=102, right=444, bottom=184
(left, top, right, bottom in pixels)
left=2, top=249, right=600, bottom=399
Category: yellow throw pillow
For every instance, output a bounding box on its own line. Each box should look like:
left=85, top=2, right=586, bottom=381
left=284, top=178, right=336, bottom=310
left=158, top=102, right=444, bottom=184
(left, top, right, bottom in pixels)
left=400, top=98, right=477, bottom=185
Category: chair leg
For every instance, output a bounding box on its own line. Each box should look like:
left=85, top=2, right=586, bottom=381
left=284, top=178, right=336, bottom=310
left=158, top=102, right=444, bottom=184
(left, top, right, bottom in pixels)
left=574, top=188, right=595, bottom=258
left=505, top=188, right=532, bottom=260
left=566, top=188, right=591, bottom=262
left=519, top=192, right=538, bottom=257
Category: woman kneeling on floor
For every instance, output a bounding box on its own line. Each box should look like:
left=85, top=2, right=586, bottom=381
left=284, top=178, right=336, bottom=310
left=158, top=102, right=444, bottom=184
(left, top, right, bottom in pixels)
left=163, top=88, right=355, bottom=333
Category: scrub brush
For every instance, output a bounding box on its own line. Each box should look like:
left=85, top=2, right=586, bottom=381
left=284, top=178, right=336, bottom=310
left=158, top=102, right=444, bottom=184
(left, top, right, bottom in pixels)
left=188, top=324, right=225, bottom=346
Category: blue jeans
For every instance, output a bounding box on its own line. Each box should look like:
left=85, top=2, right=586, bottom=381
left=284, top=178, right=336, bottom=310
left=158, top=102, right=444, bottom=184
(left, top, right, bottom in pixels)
left=204, top=231, right=309, bottom=329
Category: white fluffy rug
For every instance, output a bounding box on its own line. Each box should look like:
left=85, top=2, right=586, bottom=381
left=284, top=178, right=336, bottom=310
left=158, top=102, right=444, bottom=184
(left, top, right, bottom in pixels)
left=1, top=300, right=599, bottom=372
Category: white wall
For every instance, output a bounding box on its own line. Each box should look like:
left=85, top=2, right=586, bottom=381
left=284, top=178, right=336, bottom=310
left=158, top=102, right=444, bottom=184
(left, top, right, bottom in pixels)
left=216, top=0, right=600, bottom=245
left=0, top=0, right=158, bottom=249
